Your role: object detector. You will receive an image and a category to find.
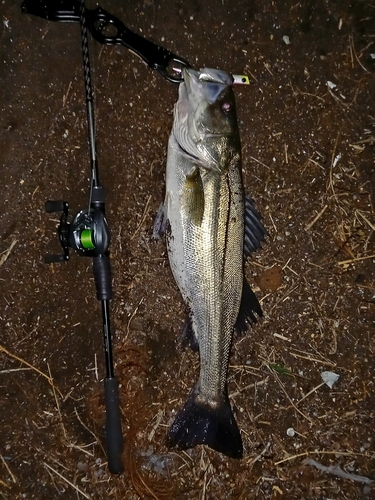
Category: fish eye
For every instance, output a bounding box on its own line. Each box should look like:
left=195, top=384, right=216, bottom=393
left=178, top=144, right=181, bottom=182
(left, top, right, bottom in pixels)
left=222, top=102, right=231, bottom=113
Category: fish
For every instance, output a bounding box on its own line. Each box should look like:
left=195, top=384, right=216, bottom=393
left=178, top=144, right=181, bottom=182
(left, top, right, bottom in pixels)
left=154, top=67, right=267, bottom=459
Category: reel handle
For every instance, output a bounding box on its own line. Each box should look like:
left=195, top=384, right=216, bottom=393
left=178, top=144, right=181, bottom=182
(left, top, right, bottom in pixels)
left=44, top=253, right=67, bottom=263
left=44, top=200, right=70, bottom=262
left=45, top=200, right=66, bottom=213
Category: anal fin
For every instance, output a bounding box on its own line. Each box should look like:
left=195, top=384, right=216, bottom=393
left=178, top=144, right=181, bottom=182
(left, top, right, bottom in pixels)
left=235, top=278, right=263, bottom=336
left=181, top=316, right=199, bottom=352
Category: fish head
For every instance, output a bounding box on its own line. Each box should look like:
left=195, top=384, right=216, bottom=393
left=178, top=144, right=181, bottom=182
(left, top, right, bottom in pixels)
left=173, top=67, right=241, bottom=172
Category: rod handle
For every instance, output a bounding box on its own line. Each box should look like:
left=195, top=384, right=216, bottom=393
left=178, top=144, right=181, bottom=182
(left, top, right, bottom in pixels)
left=93, top=254, right=112, bottom=300
left=104, top=377, right=124, bottom=474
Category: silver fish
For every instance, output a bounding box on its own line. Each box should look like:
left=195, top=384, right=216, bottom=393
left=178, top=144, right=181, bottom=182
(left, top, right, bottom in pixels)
left=155, top=67, right=267, bottom=458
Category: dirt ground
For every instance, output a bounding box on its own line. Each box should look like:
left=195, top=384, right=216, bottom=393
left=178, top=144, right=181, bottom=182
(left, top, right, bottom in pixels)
left=1, top=0, right=375, bottom=498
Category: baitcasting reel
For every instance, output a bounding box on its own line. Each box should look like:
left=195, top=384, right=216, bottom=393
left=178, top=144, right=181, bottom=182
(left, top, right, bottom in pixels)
left=44, top=187, right=110, bottom=263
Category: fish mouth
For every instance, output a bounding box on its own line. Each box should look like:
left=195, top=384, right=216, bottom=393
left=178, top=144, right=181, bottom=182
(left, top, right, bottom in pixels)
left=172, top=67, right=234, bottom=173
left=182, top=67, right=233, bottom=105
left=182, top=67, right=233, bottom=87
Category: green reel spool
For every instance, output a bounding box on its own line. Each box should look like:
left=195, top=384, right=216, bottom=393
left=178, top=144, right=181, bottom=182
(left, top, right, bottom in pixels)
left=80, top=228, right=95, bottom=250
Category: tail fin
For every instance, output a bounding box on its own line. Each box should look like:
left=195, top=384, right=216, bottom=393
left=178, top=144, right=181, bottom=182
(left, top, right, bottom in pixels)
left=166, top=386, right=243, bottom=459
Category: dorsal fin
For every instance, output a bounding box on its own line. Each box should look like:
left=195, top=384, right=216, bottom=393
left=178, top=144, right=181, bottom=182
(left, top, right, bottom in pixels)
left=244, top=194, right=268, bottom=258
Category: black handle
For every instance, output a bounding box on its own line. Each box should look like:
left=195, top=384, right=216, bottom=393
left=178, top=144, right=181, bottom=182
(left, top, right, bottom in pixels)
left=104, top=377, right=124, bottom=474
left=93, top=254, right=112, bottom=300
left=44, top=253, right=67, bottom=263
left=45, top=200, right=66, bottom=213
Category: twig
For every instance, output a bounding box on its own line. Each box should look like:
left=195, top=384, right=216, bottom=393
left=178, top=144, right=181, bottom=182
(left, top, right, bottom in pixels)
left=349, top=34, right=371, bottom=74
left=47, top=363, right=67, bottom=439
left=266, top=364, right=313, bottom=423
left=356, top=210, right=375, bottom=232
left=273, top=333, right=291, bottom=342
left=0, top=344, right=62, bottom=397
left=74, top=407, right=100, bottom=445
left=338, top=254, right=375, bottom=266
left=130, top=194, right=152, bottom=241
left=43, top=463, right=91, bottom=499
left=289, top=80, right=325, bottom=102
left=62, top=81, right=72, bottom=107
left=327, top=133, right=340, bottom=202
left=1, top=455, right=16, bottom=484
left=295, top=382, right=325, bottom=405
left=0, top=239, right=17, bottom=267
left=269, top=284, right=299, bottom=313
left=67, top=442, right=95, bottom=457
left=247, top=441, right=271, bottom=466
left=0, top=368, right=32, bottom=373
left=305, top=205, right=328, bottom=231
left=0, top=478, right=10, bottom=488
left=290, top=351, right=336, bottom=368
left=275, top=449, right=369, bottom=465
left=201, top=450, right=209, bottom=500
left=303, top=458, right=373, bottom=484
left=127, top=298, right=144, bottom=335
left=231, top=377, right=268, bottom=398
left=282, top=257, right=299, bottom=277
left=249, top=156, right=270, bottom=170
left=148, top=409, right=164, bottom=442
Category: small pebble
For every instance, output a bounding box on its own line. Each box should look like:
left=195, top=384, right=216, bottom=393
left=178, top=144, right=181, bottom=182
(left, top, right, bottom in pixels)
left=327, top=80, right=337, bottom=89
left=77, top=462, right=88, bottom=472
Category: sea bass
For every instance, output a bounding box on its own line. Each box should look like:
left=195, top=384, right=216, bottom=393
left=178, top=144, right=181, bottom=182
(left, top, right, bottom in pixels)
left=155, top=67, right=267, bottom=458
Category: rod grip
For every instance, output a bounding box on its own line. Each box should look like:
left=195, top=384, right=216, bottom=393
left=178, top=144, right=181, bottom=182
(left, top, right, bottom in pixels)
left=104, top=377, right=124, bottom=474
left=93, top=254, right=112, bottom=300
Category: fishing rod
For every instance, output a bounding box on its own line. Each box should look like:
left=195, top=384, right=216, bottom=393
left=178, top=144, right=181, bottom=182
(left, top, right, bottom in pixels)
left=24, top=0, right=124, bottom=474
left=22, top=0, right=193, bottom=476
left=21, top=0, right=192, bottom=477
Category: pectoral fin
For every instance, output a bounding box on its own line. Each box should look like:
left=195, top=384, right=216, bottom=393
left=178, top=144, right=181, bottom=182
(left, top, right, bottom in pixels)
left=152, top=202, right=167, bottom=239
left=182, top=166, right=205, bottom=226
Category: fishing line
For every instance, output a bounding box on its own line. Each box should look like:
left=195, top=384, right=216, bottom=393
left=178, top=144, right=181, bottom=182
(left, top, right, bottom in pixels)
left=79, top=0, right=97, bottom=219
